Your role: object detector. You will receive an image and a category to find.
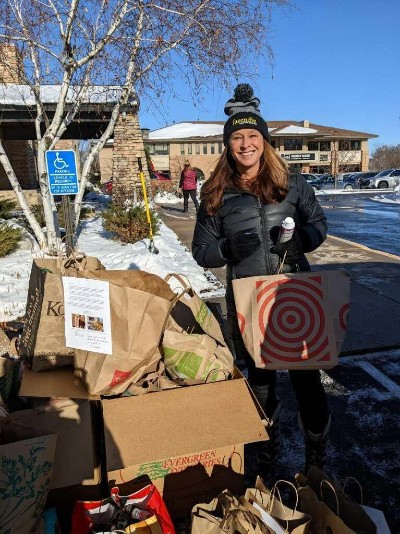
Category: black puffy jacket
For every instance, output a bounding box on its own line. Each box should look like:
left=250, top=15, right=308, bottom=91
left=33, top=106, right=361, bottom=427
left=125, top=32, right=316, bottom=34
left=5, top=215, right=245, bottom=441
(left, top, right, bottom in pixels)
left=192, top=173, right=327, bottom=282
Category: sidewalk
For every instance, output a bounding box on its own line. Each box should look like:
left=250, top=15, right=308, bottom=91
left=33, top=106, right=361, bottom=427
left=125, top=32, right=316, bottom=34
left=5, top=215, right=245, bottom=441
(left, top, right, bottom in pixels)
left=157, top=203, right=400, bottom=355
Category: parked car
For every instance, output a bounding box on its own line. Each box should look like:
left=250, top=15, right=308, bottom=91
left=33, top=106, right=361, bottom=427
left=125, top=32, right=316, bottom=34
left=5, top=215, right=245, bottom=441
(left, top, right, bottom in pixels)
left=300, top=173, right=320, bottom=182
left=337, top=172, right=358, bottom=183
left=318, top=173, right=335, bottom=185
left=308, top=175, right=335, bottom=191
left=360, top=169, right=400, bottom=189
left=353, top=171, right=378, bottom=189
left=342, top=174, right=363, bottom=189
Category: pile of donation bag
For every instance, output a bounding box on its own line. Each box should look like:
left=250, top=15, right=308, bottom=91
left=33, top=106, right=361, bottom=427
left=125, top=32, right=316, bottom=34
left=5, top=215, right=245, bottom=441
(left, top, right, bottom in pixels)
left=0, top=256, right=267, bottom=532
left=0, top=256, right=389, bottom=533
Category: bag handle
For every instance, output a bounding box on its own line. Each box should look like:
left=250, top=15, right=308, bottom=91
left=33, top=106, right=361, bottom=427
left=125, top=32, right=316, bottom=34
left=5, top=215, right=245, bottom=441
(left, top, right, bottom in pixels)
left=342, top=476, right=364, bottom=505
left=273, top=479, right=299, bottom=516
left=262, top=483, right=289, bottom=531
left=164, top=272, right=190, bottom=291
left=203, top=367, right=231, bottom=383
left=320, top=479, right=340, bottom=516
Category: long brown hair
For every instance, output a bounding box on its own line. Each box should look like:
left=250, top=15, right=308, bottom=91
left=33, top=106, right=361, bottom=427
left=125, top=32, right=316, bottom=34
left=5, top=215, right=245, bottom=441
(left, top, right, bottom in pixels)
left=201, top=140, right=289, bottom=215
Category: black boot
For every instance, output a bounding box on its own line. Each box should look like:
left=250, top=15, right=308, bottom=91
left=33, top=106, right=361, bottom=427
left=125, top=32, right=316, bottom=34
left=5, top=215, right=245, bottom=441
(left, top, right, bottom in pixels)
left=258, top=402, right=282, bottom=477
left=299, top=413, right=331, bottom=474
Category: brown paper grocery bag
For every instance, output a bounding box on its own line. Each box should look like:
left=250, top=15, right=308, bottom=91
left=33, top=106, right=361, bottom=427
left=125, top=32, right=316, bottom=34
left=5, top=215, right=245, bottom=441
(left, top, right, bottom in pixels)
left=0, top=408, right=57, bottom=534
left=245, top=477, right=311, bottom=534
left=73, top=270, right=176, bottom=395
left=302, top=467, right=377, bottom=534
left=19, top=255, right=104, bottom=371
left=162, top=330, right=234, bottom=383
left=164, top=273, right=227, bottom=347
left=232, top=270, right=350, bottom=370
left=296, top=482, right=355, bottom=534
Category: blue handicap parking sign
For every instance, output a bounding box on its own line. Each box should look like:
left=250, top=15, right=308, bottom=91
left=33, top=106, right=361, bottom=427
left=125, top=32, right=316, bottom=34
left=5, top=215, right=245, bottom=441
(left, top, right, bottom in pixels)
left=45, top=150, right=79, bottom=195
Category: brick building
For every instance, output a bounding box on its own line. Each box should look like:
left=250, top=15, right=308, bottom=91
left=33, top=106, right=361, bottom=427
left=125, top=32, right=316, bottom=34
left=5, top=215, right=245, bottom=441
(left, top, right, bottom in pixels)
left=141, top=120, right=378, bottom=181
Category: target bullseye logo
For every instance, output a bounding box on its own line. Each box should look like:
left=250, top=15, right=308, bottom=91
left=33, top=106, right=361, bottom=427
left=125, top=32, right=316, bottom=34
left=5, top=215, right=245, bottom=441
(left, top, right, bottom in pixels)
left=256, top=275, right=331, bottom=365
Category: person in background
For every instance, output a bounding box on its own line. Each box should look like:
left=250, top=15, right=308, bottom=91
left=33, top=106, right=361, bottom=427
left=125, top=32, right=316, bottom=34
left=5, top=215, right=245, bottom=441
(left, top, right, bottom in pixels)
left=178, top=160, right=200, bottom=213
left=191, top=84, right=331, bottom=478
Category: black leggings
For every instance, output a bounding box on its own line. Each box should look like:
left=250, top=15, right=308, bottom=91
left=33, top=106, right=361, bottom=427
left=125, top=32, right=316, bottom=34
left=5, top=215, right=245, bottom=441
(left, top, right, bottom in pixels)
left=183, top=189, right=199, bottom=211
left=226, top=293, right=330, bottom=434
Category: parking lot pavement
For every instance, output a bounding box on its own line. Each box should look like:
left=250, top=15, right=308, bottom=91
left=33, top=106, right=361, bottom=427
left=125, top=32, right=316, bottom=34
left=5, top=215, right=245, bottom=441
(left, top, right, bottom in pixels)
left=157, top=202, right=400, bottom=531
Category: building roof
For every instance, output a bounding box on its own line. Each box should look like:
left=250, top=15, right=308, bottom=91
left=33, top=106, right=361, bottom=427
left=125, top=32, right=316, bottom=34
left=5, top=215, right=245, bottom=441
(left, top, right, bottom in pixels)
left=0, top=83, right=137, bottom=107
left=148, top=120, right=378, bottom=141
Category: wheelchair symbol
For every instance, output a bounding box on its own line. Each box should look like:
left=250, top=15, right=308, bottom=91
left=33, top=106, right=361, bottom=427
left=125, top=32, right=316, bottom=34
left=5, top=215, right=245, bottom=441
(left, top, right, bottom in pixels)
left=53, top=152, right=69, bottom=170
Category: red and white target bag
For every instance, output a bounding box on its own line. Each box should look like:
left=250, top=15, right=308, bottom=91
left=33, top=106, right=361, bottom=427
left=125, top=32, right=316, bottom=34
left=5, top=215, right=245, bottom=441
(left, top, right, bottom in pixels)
left=232, top=270, right=350, bottom=370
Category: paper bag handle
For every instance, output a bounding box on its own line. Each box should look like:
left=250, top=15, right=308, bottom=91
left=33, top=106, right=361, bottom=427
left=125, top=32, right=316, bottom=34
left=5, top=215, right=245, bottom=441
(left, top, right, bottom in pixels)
left=320, top=479, right=340, bottom=516
left=164, top=272, right=190, bottom=291
left=342, top=476, right=364, bottom=505
left=272, top=479, right=299, bottom=517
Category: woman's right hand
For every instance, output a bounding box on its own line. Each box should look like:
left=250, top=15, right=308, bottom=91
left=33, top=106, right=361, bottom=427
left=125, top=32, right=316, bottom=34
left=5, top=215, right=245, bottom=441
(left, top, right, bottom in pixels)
left=220, top=228, right=261, bottom=261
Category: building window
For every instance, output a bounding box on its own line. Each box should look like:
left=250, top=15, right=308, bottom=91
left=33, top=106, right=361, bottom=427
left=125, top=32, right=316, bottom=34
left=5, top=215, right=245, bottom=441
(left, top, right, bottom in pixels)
left=195, top=143, right=200, bottom=155
left=203, top=143, right=208, bottom=154
left=308, top=141, right=319, bottom=151
left=188, top=144, right=192, bottom=155
left=218, top=142, right=223, bottom=154
left=339, top=139, right=361, bottom=151
left=319, top=141, right=331, bottom=151
left=270, top=140, right=276, bottom=148
left=180, top=143, right=185, bottom=155
left=210, top=144, right=215, bottom=154
left=148, top=143, right=168, bottom=155
left=283, top=138, right=302, bottom=151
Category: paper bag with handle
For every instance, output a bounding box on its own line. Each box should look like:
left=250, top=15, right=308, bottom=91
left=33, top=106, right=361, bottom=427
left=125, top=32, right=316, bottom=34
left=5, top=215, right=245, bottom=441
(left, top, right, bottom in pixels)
left=72, top=270, right=177, bottom=395
left=19, top=255, right=104, bottom=371
left=245, top=476, right=312, bottom=534
left=299, top=467, right=377, bottom=534
left=162, top=330, right=234, bottom=383
left=164, top=273, right=228, bottom=347
left=232, top=270, right=350, bottom=370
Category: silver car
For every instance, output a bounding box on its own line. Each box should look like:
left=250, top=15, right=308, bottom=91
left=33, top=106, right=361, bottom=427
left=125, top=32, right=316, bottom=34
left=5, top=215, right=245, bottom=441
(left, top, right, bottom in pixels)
left=361, top=169, right=400, bottom=189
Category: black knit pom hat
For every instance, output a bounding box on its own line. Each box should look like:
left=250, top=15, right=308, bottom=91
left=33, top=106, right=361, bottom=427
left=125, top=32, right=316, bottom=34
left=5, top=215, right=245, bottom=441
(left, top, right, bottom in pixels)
left=223, top=83, right=270, bottom=145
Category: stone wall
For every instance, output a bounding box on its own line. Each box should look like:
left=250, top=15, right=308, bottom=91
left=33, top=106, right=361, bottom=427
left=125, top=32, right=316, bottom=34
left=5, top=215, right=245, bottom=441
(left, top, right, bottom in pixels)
left=112, top=112, right=149, bottom=204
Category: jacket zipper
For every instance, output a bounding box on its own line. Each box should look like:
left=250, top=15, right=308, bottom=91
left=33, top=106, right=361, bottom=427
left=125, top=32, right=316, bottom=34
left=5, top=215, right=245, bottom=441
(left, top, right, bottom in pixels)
left=258, top=198, right=273, bottom=275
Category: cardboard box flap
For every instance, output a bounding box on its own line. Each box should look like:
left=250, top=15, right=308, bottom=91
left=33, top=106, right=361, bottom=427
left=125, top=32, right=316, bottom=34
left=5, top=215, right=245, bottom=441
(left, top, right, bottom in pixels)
left=10, top=400, right=98, bottom=489
left=20, top=368, right=98, bottom=400
left=103, top=377, right=268, bottom=471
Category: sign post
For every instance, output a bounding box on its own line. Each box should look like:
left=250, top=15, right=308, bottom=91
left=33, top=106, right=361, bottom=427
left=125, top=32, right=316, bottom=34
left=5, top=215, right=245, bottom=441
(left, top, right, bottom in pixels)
left=45, top=150, right=79, bottom=255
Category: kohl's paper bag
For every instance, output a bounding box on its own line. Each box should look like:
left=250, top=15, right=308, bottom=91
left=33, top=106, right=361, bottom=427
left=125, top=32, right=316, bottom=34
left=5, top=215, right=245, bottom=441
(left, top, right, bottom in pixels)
left=19, top=256, right=104, bottom=371
left=232, top=270, right=350, bottom=370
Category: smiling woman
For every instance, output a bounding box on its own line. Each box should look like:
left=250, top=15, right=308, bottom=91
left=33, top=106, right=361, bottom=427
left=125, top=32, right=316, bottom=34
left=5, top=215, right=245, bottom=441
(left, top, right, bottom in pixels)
left=192, top=83, right=331, bottom=480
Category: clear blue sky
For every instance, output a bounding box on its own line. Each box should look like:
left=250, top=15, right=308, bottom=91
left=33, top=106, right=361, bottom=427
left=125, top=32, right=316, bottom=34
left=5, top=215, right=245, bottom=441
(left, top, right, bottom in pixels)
left=139, top=0, right=399, bottom=152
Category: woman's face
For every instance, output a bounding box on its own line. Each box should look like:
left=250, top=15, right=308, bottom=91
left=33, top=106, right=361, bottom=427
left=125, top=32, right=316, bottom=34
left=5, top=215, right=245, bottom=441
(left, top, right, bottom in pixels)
left=228, top=128, right=264, bottom=173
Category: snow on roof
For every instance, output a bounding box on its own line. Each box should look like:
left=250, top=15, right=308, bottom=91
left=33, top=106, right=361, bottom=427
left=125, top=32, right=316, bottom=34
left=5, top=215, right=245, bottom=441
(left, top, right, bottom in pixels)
left=149, top=122, right=223, bottom=139
left=275, top=125, right=318, bottom=135
left=149, top=121, right=276, bottom=140
left=0, top=84, right=136, bottom=105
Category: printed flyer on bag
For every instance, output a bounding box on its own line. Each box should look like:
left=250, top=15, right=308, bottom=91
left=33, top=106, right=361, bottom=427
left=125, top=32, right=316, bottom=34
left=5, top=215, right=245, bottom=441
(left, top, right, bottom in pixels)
left=62, top=277, right=112, bottom=354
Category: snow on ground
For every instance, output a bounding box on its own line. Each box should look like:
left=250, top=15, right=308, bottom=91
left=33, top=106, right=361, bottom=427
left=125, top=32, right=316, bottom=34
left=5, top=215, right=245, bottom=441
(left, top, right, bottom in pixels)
left=0, top=191, right=223, bottom=322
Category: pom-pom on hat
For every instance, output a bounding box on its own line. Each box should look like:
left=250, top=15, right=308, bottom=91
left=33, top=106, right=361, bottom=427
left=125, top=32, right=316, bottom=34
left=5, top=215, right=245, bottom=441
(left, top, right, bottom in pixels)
left=223, top=83, right=270, bottom=145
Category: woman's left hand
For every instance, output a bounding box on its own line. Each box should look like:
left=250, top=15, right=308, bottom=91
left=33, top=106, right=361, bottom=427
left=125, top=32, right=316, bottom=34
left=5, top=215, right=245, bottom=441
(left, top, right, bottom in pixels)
left=272, top=230, right=303, bottom=263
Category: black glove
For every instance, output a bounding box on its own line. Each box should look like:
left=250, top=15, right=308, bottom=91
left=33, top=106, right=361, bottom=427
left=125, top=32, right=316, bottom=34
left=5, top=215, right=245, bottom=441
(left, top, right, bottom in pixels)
left=272, top=229, right=303, bottom=264
left=220, top=228, right=261, bottom=262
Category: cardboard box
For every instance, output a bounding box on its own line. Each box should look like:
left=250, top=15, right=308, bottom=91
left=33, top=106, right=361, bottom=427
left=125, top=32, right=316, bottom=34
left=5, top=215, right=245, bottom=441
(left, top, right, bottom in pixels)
left=20, top=367, right=268, bottom=519
left=10, top=398, right=99, bottom=489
